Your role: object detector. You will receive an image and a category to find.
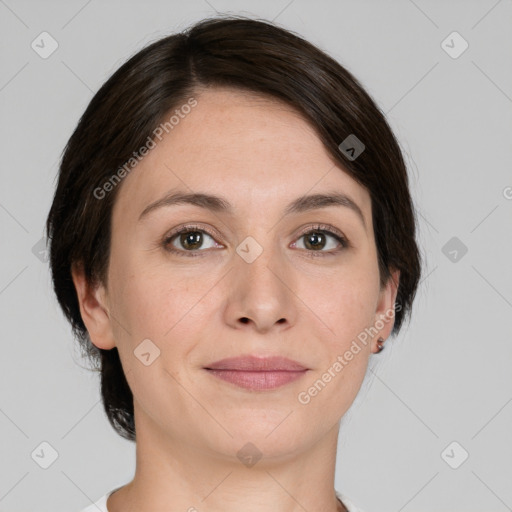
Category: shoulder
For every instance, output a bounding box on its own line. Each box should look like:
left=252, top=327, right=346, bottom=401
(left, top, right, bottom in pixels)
left=336, top=490, right=367, bottom=512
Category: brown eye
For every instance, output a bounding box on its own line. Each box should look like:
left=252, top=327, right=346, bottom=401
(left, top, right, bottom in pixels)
left=178, top=231, right=204, bottom=250
left=303, top=231, right=327, bottom=250
left=294, top=228, right=347, bottom=254
left=164, top=227, right=219, bottom=256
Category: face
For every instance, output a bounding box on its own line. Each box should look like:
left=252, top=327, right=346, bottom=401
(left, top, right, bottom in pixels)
left=74, top=87, right=399, bottom=462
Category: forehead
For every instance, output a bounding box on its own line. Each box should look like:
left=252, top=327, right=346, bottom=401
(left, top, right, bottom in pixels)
left=112, top=87, right=371, bottom=226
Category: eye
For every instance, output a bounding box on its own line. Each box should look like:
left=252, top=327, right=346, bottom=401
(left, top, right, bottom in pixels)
left=163, top=225, right=221, bottom=257
left=162, top=223, right=349, bottom=258
left=292, top=224, right=349, bottom=257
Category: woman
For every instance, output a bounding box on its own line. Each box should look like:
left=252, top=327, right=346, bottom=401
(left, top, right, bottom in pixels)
left=46, top=15, right=421, bottom=512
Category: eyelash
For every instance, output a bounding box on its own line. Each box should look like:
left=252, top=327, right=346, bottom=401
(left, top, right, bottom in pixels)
left=162, top=223, right=349, bottom=258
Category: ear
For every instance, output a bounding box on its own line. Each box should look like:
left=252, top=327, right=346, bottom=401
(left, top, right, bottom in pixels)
left=71, top=263, right=116, bottom=350
left=374, top=268, right=401, bottom=344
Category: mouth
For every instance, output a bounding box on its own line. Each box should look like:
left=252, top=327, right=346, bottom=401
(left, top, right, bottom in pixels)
left=203, top=355, right=309, bottom=391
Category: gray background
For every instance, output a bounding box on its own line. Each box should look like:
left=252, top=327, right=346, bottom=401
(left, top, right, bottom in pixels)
left=1, top=1, right=511, bottom=511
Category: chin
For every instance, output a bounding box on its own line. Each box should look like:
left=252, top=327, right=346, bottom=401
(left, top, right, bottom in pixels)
left=198, top=415, right=315, bottom=462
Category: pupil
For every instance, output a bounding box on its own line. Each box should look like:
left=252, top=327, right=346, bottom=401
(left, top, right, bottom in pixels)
left=306, top=232, right=324, bottom=250
left=182, top=231, right=202, bottom=250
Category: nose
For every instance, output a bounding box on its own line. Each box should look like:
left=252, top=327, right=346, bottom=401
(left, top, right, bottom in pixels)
left=222, top=240, right=298, bottom=335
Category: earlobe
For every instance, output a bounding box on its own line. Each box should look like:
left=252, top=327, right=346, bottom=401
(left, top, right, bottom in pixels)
left=71, top=263, right=116, bottom=350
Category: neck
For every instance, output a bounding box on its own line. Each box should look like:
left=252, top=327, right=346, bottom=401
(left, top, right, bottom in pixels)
left=108, top=402, right=345, bottom=512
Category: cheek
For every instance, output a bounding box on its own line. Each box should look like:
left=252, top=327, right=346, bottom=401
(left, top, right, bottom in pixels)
left=301, top=264, right=380, bottom=343
left=108, top=240, right=182, bottom=335
left=109, top=256, right=214, bottom=372
left=115, top=273, right=187, bottom=341
left=295, top=258, right=378, bottom=406
left=297, top=294, right=373, bottom=419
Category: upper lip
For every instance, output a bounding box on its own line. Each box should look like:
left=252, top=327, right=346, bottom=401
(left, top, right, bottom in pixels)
left=204, top=355, right=308, bottom=371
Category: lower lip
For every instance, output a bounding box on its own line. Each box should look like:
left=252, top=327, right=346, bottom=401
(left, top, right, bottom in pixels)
left=205, top=369, right=308, bottom=390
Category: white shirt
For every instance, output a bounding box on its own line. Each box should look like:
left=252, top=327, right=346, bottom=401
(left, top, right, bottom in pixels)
left=80, top=488, right=366, bottom=512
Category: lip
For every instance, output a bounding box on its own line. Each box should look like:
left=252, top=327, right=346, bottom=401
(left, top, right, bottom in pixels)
left=205, top=355, right=308, bottom=371
left=204, top=355, right=309, bottom=391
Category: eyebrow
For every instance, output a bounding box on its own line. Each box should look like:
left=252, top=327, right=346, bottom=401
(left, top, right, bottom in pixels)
left=138, top=190, right=366, bottom=228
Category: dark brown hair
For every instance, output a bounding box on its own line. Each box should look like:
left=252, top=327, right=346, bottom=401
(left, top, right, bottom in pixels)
left=46, top=15, right=422, bottom=441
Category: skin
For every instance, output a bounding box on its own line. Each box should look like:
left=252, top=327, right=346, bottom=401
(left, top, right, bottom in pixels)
left=72, top=86, right=399, bottom=512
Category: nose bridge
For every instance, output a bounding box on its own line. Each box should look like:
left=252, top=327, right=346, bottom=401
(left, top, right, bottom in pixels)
left=237, top=230, right=287, bottom=297
left=224, top=229, right=296, bottom=332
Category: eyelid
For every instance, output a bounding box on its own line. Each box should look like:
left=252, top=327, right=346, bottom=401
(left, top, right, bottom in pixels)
left=164, top=223, right=223, bottom=244
left=294, top=222, right=347, bottom=242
